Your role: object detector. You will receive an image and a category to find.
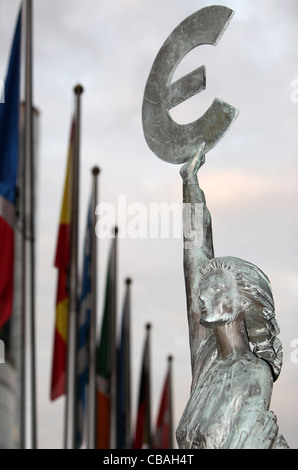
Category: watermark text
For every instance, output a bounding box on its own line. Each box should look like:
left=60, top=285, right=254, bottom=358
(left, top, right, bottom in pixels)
left=290, top=339, right=298, bottom=364
left=290, top=79, right=298, bottom=103
left=95, top=195, right=204, bottom=249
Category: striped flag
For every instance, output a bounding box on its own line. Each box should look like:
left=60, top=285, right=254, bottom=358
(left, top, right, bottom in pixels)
left=0, top=9, right=21, bottom=328
left=50, top=117, right=75, bottom=400
left=154, top=356, right=173, bottom=449
left=133, top=323, right=152, bottom=449
left=117, top=278, right=132, bottom=449
left=96, top=231, right=117, bottom=448
left=76, top=197, right=92, bottom=447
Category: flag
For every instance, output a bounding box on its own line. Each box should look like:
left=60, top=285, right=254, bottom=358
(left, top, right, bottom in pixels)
left=50, top=117, right=75, bottom=400
left=96, top=230, right=117, bottom=449
left=154, top=356, right=173, bottom=449
left=133, top=323, right=151, bottom=449
left=0, top=9, right=21, bottom=328
left=117, top=278, right=132, bottom=449
left=76, top=197, right=92, bottom=447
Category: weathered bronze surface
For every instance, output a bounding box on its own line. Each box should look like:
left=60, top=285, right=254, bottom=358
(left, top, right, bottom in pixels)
left=175, top=147, right=289, bottom=448
left=142, top=6, right=290, bottom=449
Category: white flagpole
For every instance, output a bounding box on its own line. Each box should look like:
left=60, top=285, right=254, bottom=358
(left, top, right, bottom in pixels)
left=22, top=0, right=37, bottom=449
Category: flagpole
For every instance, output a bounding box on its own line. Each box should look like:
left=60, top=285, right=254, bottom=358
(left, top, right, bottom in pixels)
left=124, top=277, right=132, bottom=449
left=146, top=323, right=152, bottom=449
left=110, top=225, right=118, bottom=449
left=168, top=355, right=173, bottom=449
left=65, top=84, right=83, bottom=449
left=87, top=166, right=100, bottom=449
left=22, top=0, right=37, bottom=449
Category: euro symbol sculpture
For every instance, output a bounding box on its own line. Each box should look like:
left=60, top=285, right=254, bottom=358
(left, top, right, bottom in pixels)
left=142, top=5, right=239, bottom=163
left=142, top=6, right=290, bottom=449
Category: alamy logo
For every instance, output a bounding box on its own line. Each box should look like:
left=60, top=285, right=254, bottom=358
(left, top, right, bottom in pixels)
left=0, top=340, right=5, bottom=364
left=290, top=339, right=298, bottom=364
left=290, top=79, right=298, bottom=103
left=95, top=196, right=204, bottom=249
left=0, top=79, right=4, bottom=103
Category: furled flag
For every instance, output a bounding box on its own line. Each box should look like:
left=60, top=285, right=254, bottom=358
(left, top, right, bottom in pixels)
left=117, top=278, right=132, bottom=449
left=50, top=117, right=75, bottom=400
left=154, top=356, right=173, bottom=449
left=96, top=230, right=117, bottom=449
left=133, top=323, right=152, bottom=449
left=0, top=9, right=21, bottom=328
left=76, top=197, right=92, bottom=447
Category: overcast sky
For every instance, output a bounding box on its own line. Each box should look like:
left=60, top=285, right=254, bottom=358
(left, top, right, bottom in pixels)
left=0, top=0, right=298, bottom=449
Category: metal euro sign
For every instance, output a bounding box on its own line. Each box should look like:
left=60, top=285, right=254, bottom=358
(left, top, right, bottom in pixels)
left=142, top=5, right=239, bottom=164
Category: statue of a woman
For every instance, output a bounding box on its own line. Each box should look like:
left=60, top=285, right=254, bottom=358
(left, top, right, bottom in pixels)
left=176, top=144, right=290, bottom=449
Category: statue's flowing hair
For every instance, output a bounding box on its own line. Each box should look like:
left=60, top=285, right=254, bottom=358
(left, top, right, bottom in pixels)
left=200, top=256, right=282, bottom=381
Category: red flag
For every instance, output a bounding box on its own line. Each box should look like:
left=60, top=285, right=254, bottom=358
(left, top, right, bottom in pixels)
left=133, top=324, right=151, bottom=449
left=50, top=118, right=75, bottom=400
left=154, top=356, right=173, bottom=449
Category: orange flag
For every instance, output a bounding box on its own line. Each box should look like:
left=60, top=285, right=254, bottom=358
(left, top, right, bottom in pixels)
left=50, top=117, right=75, bottom=400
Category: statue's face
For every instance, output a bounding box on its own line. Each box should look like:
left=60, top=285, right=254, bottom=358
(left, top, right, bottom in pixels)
left=199, top=269, right=244, bottom=328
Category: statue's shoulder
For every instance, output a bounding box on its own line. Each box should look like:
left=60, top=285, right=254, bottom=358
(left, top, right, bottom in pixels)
left=236, top=352, right=270, bottom=370
left=234, top=353, right=273, bottom=389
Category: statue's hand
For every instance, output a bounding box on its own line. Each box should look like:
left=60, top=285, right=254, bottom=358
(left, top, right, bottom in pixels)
left=180, top=143, right=206, bottom=181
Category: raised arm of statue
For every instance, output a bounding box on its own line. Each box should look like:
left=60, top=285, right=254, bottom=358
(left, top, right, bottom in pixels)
left=177, top=146, right=290, bottom=448
left=180, top=144, right=214, bottom=374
